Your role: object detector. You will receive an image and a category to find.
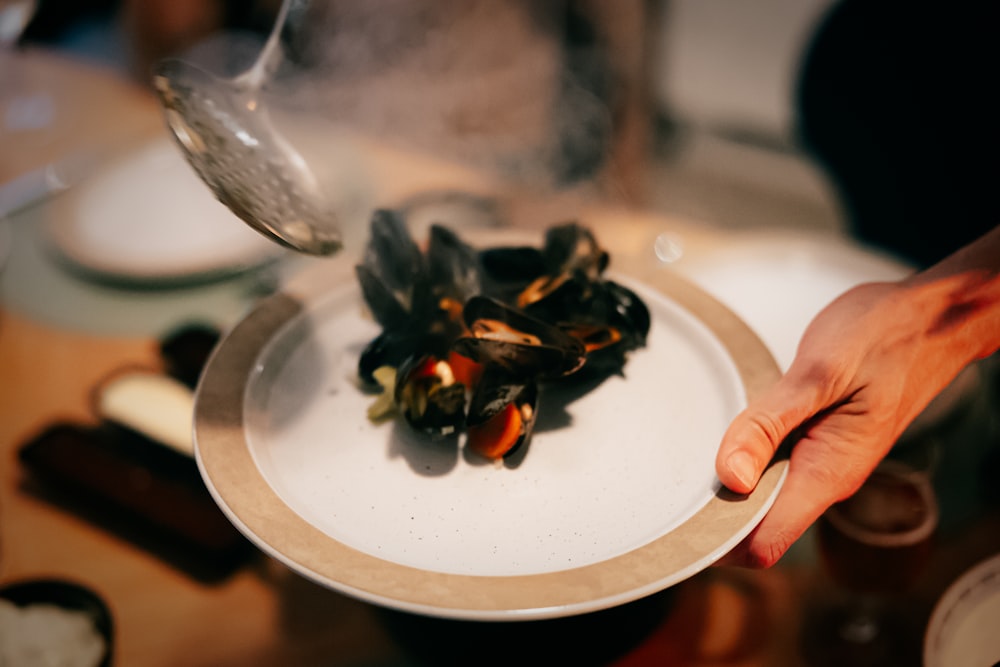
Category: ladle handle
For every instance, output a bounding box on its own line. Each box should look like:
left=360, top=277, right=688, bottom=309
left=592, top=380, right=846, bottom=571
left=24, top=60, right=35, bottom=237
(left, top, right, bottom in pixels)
left=242, top=0, right=308, bottom=90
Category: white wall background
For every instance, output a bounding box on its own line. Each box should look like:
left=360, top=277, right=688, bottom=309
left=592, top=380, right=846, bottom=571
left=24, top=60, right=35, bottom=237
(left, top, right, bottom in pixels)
left=651, top=0, right=837, bottom=144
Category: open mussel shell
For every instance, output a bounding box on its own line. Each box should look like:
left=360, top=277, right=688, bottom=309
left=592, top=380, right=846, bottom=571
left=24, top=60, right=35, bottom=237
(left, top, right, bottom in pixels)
left=358, top=330, right=452, bottom=388
left=393, top=353, right=467, bottom=437
left=576, top=279, right=651, bottom=348
left=514, top=275, right=650, bottom=374
left=517, top=269, right=591, bottom=320
left=477, top=224, right=607, bottom=301
left=556, top=280, right=650, bottom=377
left=542, top=222, right=609, bottom=277
left=518, top=273, right=648, bottom=341
left=453, top=297, right=586, bottom=380
left=559, top=323, right=629, bottom=377
left=602, top=280, right=651, bottom=346
left=466, top=366, right=539, bottom=459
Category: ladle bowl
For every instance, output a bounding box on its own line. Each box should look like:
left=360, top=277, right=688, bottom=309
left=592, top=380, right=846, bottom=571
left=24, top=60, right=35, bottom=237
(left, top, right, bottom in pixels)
left=151, top=0, right=342, bottom=256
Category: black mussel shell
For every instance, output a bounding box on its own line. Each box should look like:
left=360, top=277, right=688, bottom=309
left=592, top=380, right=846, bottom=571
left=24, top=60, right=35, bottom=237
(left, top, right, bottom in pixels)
left=426, top=224, right=482, bottom=304
left=393, top=353, right=467, bottom=437
left=526, top=279, right=650, bottom=347
left=466, top=366, right=533, bottom=426
left=356, top=264, right=412, bottom=331
left=560, top=323, right=630, bottom=377
left=364, top=209, right=425, bottom=292
left=517, top=269, right=592, bottom=320
left=602, top=280, right=651, bottom=347
left=356, top=209, right=432, bottom=329
left=453, top=297, right=586, bottom=379
left=556, top=281, right=650, bottom=376
left=466, top=366, right=538, bottom=459
left=358, top=330, right=452, bottom=388
left=543, top=222, right=609, bottom=277
left=477, top=245, right=547, bottom=296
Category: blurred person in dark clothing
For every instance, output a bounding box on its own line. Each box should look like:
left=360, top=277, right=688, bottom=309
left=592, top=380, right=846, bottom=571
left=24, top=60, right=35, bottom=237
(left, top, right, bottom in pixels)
left=796, top=0, right=996, bottom=269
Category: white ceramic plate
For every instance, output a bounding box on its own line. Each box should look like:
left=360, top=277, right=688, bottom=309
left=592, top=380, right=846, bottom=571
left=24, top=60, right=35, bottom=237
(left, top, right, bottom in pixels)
left=193, top=229, right=785, bottom=620
left=43, top=137, right=285, bottom=284
left=924, top=552, right=1000, bottom=667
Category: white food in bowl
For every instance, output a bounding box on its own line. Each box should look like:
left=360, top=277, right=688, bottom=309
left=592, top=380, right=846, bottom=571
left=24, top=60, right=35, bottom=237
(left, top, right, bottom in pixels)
left=0, top=599, right=106, bottom=667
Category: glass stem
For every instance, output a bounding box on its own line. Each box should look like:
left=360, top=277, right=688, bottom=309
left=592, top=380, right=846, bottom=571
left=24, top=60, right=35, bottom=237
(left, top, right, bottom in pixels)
left=839, top=595, right=882, bottom=645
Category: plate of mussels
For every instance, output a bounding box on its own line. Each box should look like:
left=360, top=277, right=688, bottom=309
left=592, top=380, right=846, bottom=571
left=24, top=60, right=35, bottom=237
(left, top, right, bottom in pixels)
left=193, top=210, right=786, bottom=620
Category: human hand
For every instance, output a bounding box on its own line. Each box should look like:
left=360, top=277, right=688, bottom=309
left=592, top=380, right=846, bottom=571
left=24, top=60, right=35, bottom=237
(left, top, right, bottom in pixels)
left=714, top=266, right=997, bottom=567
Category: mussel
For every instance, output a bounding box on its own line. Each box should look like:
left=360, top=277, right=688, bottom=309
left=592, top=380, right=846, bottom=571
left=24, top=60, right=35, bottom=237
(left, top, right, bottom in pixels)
left=509, top=225, right=650, bottom=377
left=355, top=209, right=431, bottom=330
left=465, top=365, right=539, bottom=459
left=356, top=213, right=481, bottom=390
left=558, top=279, right=651, bottom=377
left=477, top=245, right=547, bottom=301
left=541, top=222, right=608, bottom=278
left=451, top=296, right=586, bottom=458
left=358, top=330, right=451, bottom=388
left=393, top=353, right=468, bottom=437
left=354, top=210, right=650, bottom=460
left=452, top=296, right=586, bottom=380
left=426, top=224, right=482, bottom=304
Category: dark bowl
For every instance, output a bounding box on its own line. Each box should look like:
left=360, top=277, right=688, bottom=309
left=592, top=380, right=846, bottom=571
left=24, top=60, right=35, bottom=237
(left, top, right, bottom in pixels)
left=0, top=578, right=114, bottom=667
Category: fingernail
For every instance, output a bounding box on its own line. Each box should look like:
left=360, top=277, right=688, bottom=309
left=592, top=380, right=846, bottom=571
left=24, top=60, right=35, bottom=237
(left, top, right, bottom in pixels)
left=726, top=451, right=757, bottom=489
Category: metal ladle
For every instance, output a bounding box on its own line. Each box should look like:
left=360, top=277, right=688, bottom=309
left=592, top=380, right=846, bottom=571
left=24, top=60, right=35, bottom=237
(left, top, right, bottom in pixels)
left=151, top=0, right=342, bottom=256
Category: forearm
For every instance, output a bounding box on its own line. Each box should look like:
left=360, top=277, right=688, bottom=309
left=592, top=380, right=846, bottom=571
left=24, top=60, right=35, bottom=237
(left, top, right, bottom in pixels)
left=900, top=224, right=1000, bottom=365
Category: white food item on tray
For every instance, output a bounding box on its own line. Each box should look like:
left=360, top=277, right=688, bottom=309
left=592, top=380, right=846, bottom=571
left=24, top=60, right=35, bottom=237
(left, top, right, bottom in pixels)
left=97, top=370, right=196, bottom=456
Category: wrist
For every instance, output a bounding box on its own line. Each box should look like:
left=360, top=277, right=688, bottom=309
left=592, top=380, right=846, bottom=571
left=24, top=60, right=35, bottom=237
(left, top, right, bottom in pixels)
left=900, top=262, right=1000, bottom=366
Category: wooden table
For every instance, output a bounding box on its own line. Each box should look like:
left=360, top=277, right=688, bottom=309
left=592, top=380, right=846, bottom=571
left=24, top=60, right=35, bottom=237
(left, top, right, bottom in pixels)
left=0, top=304, right=825, bottom=666
left=1, top=315, right=996, bottom=667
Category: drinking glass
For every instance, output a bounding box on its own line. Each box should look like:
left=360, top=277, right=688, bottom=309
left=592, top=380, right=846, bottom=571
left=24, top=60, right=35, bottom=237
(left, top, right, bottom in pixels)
left=803, top=455, right=939, bottom=666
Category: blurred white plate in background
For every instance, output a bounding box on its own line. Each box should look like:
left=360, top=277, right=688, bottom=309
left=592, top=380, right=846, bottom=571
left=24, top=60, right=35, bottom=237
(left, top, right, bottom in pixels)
left=43, top=136, right=286, bottom=284
left=673, top=230, right=979, bottom=438
left=925, top=552, right=1000, bottom=667
left=673, top=231, right=912, bottom=372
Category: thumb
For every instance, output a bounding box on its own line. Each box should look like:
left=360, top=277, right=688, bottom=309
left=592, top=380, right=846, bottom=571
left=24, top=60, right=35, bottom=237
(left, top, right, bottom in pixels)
left=716, top=372, right=826, bottom=494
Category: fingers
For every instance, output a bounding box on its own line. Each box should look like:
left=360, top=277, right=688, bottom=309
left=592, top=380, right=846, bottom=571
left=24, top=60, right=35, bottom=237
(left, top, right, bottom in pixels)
left=717, top=456, right=835, bottom=568
left=717, top=410, right=888, bottom=568
left=713, top=365, right=870, bottom=567
left=715, top=371, right=827, bottom=494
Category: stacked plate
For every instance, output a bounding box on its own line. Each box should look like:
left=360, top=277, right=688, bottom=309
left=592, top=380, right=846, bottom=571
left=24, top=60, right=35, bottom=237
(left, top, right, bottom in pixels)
left=43, top=136, right=286, bottom=285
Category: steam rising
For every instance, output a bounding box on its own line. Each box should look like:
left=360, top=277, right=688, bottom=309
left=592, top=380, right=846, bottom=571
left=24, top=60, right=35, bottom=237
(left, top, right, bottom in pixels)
left=259, top=0, right=615, bottom=190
